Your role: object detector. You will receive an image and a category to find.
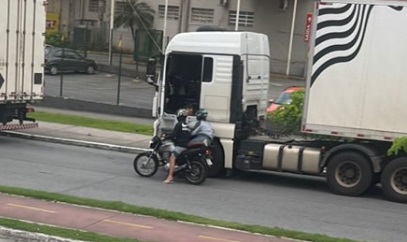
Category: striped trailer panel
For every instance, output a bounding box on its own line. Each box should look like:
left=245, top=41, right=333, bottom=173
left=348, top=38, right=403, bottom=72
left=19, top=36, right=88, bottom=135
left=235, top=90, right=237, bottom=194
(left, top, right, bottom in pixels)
left=303, top=0, right=407, bottom=142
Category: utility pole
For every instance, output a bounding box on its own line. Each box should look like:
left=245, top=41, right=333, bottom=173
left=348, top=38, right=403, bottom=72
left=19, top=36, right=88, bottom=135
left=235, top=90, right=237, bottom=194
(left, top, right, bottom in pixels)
left=109, top=0, right=115, bottom=65
left=97, top=0, right=107, bottom=48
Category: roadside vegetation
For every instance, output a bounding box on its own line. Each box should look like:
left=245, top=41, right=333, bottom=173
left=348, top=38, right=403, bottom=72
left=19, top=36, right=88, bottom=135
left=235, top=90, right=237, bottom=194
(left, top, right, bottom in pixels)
left=268, top=90, right=406, bottom=153
left=27, top=112, right=153, bottom=136
left=0, top=185, right=360, bottom=242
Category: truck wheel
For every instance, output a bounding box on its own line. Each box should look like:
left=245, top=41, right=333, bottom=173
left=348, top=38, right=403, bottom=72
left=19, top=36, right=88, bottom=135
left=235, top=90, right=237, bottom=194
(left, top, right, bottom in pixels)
left=208, top=141, right=225, bottom=177
left=327, top=152, right=373, bottom=196
left=381, top=157, right=407, bottom=203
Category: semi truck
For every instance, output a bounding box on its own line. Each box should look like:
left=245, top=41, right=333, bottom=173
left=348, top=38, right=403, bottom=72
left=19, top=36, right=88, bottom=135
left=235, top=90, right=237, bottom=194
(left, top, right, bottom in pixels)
left=145, top=0, right=407, bottom=203
left=0, top=0, right=46, bottom=130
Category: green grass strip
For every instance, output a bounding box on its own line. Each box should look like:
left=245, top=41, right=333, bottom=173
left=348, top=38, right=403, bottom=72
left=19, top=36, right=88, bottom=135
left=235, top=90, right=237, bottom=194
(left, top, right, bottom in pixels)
left=0, top=218, right=138, bottom=242
left=28, top=112, right=153, bottom=136
left=0, top=185, right=362, bottom=242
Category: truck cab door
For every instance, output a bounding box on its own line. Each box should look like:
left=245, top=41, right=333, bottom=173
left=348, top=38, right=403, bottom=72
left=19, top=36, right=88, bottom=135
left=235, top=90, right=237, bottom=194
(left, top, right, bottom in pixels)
left=200, top=55, right=234, bottom=123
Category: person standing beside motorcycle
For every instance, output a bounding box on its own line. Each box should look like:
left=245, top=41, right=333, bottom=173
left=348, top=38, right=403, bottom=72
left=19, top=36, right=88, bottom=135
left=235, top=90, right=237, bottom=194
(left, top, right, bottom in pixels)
left=188, top=109, right=214, bottom=147
left=163, top=109, right=191, bottom=184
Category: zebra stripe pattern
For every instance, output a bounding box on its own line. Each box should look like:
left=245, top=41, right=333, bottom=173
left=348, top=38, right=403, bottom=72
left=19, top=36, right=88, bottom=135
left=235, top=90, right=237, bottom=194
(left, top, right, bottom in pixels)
left=311, top=3, right=373, bottom=85
left=311, top=3, right=404, bottom=85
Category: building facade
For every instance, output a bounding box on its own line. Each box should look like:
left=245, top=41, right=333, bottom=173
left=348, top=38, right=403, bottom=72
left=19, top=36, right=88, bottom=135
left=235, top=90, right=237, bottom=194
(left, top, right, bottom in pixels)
left=46, top=0, right=314, bottom=77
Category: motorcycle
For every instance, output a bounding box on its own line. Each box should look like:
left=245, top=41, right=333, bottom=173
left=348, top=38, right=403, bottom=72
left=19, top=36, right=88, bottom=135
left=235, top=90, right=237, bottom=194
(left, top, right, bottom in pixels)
left=133, top=135, right=212, bottom=185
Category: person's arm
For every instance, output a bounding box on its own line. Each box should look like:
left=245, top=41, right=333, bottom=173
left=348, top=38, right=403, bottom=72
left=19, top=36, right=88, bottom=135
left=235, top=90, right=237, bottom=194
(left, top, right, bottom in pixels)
left=191, top=121, right=201, bottom=136
left=166, top=122, right=181, bottom=141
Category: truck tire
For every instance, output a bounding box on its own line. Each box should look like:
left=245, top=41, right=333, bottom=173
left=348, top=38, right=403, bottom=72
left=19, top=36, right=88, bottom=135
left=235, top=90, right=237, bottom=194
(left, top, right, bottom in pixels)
left=208, top=140, right=225, bottom=177
left=327, top=152, right=373, bottom=196
left=381, top=157, right=407, bottom=203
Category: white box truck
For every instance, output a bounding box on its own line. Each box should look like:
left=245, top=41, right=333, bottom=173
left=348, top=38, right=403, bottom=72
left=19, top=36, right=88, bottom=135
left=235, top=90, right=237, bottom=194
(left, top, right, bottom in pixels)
left=145, top=0, right=407, bottom=203
left=0, top=0, right=45, bottom=130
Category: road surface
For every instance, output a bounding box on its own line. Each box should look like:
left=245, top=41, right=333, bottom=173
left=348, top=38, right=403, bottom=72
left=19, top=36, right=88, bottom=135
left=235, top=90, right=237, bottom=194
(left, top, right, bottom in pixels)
left=0, top=136, right=405, bottom=242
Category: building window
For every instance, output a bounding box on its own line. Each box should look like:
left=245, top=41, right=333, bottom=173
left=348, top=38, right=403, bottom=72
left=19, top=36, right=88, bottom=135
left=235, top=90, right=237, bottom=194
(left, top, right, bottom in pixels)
left=158, top=5, right=180, bottom=20
left=191, top=8, right=214, bottom=24
left=228, top=11, right=254, bottom=27
left=88, top=0, right=99, bottom=13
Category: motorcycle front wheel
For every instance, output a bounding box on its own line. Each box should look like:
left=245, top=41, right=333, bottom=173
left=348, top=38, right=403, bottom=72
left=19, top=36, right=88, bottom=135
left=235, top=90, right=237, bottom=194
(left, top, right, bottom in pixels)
left=185, top=159, right=207, bottom=185
left=133, top=152, right=159, bottom=177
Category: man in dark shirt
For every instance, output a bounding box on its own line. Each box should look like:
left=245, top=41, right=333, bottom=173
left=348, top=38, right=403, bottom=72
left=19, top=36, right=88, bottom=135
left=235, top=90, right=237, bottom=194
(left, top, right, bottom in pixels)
left=163, top=109, right=191, bottom=184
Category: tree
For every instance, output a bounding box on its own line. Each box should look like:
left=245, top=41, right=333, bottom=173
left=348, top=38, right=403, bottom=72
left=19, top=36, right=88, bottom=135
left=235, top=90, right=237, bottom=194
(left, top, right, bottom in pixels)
left=114, top=0, right=155, bottom=43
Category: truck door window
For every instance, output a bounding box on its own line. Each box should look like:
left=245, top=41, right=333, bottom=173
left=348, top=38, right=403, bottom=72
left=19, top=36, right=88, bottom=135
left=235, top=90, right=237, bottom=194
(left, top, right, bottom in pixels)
left=202, top=57, right=213, bottom=82
left=164, top=54, right=203, bottom=114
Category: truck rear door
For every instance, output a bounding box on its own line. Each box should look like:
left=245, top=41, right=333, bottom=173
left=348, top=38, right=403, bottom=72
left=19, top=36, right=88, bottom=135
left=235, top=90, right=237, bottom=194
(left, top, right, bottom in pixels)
left=0, top=0, right=45, bottom=102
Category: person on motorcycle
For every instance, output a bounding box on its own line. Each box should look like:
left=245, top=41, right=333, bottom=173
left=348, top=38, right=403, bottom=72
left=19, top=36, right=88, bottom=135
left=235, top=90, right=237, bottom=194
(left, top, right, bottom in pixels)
left=163, top=108, right=191, bottom=184
left=185, top=103, right=194, bottom=116
left=188, top=109, right=214, bottom=147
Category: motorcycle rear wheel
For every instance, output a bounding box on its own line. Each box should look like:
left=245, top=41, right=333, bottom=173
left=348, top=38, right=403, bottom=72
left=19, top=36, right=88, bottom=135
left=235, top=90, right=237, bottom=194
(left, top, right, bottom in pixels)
left=185, top=159, right=207, bottom=185
left=134, top=152, right=159, bottom=177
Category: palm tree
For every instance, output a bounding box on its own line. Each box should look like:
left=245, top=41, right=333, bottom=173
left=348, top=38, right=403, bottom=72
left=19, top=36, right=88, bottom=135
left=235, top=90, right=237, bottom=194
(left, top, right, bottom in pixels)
left=114, top=0, right=155, bottom=43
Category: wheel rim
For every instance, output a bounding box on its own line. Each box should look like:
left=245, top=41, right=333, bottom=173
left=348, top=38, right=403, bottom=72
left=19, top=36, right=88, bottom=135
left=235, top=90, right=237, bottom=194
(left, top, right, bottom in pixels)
left=390, top=167, right=407, bottom=195
left=137, top=155, right=156, bottom=176
left=87, top=66, right=94, bottom=74
left=335, top=161, right=361, bottom=188
left=51, top=66, right=58, bottom=75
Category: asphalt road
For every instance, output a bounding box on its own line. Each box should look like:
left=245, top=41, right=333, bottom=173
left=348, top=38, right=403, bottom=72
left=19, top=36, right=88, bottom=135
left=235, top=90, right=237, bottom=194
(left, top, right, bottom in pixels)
left=0, top=136, right=405, bottom=242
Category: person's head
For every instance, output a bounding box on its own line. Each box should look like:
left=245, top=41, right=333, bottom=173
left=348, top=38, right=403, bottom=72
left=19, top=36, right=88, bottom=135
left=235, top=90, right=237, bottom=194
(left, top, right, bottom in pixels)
left=176, top=108, right=187, bottom=122
left=196, top=109, right=208, bottom=121
left=185, top=104, right=194, bottom=116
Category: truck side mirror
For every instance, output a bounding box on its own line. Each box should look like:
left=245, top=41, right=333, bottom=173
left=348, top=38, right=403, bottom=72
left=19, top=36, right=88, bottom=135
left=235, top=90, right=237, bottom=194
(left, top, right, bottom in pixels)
left=146, top=58, right=157, bottom=86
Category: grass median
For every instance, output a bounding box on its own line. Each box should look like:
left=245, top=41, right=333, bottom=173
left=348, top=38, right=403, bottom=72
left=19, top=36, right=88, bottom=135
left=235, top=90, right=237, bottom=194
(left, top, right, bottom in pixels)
left=0, top=186, right=361, bottom=242
left=28, top=112, right=153, bottom=136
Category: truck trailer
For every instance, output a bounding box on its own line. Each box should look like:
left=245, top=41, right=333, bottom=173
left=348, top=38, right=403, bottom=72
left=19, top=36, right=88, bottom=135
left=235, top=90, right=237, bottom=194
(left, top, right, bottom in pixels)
left=146, top=0, right=407, bottom=203
left=0, top=0, right=46, bottom=130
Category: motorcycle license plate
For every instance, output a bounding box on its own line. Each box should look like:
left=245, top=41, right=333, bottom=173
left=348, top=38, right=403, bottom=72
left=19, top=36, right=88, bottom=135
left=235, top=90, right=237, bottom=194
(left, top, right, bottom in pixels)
left=206, top=158, right=213, bottom=166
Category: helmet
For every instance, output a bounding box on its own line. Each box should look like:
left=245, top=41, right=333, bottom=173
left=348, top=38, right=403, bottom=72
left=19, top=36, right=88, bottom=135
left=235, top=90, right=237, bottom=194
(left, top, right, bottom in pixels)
left=177, top=108, right=187, bottom=121
left=196, top=109, right=208, bottom=120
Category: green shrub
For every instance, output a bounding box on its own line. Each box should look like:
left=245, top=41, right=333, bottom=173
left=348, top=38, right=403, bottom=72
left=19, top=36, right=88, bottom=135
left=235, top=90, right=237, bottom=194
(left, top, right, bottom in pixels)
left=268, top=90, right=305, bottom=135
left=45, top=32, right=69, bottom=47
left=388, top=137, right=407, bottom=156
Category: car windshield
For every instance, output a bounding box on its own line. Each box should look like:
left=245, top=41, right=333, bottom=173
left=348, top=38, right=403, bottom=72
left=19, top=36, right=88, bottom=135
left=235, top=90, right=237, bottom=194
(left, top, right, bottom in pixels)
left=274, top=92, right=292, bottom=105
left=45, top=47, right=52, bottom=56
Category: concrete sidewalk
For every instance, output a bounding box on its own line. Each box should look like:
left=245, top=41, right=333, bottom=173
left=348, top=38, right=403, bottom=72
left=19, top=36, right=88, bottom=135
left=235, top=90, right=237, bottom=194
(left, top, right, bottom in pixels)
left=1, top=121, right=151, bottom=154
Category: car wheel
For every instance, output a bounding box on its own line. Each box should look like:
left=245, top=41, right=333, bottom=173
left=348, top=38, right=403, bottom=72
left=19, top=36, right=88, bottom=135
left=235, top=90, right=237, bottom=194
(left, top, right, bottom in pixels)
left=50, top=66, right=58, bottom=75
left=86, top=65, right=95, bottom=74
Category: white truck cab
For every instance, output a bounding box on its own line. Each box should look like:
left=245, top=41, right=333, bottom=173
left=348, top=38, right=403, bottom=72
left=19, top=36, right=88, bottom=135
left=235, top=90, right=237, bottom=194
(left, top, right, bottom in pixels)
left=146, top=31, right=270, bottom=176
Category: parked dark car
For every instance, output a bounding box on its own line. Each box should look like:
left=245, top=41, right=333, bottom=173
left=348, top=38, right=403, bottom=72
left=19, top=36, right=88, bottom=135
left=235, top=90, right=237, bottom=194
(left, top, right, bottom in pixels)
left=45, top=47, right=97, bottom=75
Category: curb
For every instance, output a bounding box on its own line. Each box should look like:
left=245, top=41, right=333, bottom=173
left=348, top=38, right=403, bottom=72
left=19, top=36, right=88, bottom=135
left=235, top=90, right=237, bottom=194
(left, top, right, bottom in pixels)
left=0, top=226, right=84, bottom=242
left=0, top=131, right=150, bottom=154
